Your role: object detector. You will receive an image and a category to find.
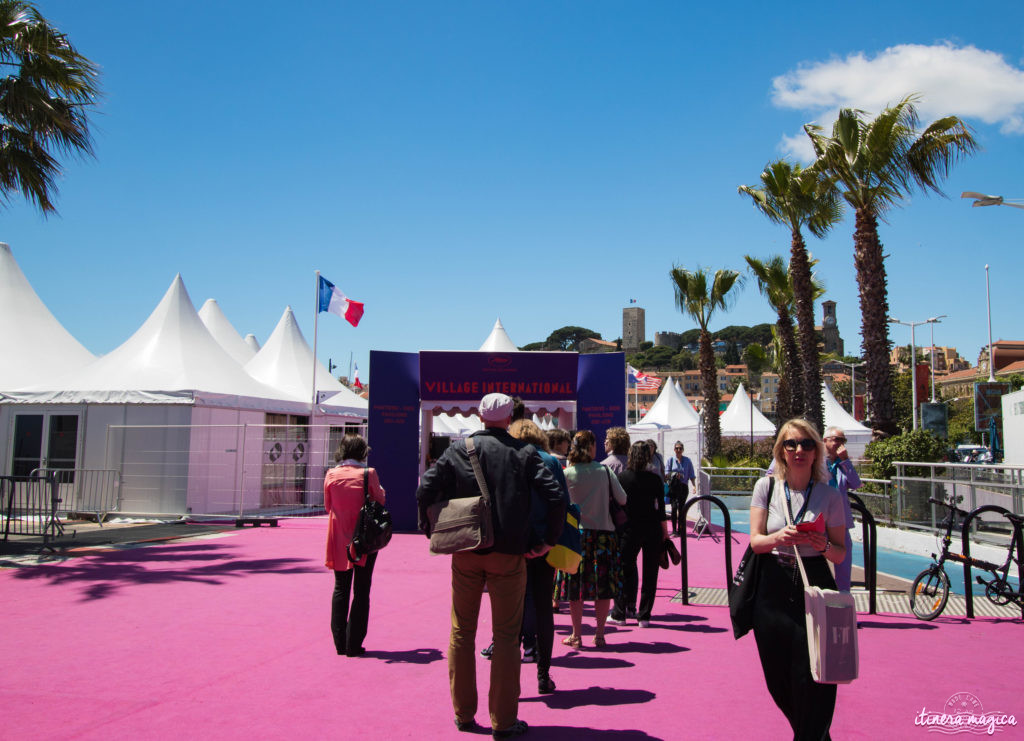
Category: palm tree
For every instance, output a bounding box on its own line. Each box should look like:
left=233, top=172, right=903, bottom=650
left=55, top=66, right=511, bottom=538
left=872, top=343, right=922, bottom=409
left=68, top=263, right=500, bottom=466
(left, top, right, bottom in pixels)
left=669, top=266, right=742, bottom=456
left=739, top=161, right=840, bottom=432
left=744, top=255, right=801, bottom=421
left=0, top=1, right=99, bottom=213
left=805, top=95, right=977, bottom=433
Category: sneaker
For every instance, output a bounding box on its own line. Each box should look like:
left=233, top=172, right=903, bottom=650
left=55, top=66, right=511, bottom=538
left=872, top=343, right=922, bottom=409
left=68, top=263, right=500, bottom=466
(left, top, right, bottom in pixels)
left=606, top=615, right=628, bottom=626
left=522, top=646, right=537, bottom=663
left=638, top=619, right=650, bottom=628
left=493, top=719, right=528, bottom=739
left=481, top=642, right=494, bottom=659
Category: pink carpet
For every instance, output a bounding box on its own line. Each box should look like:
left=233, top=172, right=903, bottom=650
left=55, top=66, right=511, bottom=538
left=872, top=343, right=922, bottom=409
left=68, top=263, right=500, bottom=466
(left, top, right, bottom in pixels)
left=2, top=521, right=1021, bottom=739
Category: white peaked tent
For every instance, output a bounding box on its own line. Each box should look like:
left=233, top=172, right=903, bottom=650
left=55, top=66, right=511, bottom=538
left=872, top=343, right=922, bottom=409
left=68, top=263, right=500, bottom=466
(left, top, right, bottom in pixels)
left=720, top=383, right=777, bottom=440
left=478, top=318, right=518, bottom=352
left=631, top=378, right=700, bottom=430
left=0, top=242, right=95, bottom=389
left=244, top=306, right=368, bottom=417
left=822, top=382, right=872, bottom=460
left=244, top=333, right=261, bottom=354
left=15, top=275, right=289, bottom=404
left=628, top=379, right=701, bottom=469
left=199, top=298, right=256, bottom=365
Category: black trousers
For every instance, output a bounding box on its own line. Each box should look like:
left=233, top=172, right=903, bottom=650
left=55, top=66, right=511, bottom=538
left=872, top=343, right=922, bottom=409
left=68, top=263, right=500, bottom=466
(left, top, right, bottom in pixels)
left=331, top=552, right=377, bottom=655
left=613, top=522, right=663, bottom=621
left=752, top=553, right=837, bottom=741
left=668, top=480, right=687, bottom=533
left=521, top=557, right=556, bottom=672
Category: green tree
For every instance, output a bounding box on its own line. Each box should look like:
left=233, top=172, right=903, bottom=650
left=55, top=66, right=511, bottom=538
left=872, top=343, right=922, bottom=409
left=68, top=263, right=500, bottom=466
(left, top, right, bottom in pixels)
left=724, top=340, right=741, bottom=365
left=830, top=378, right=852, bottom=409
left=669, top=265, right=743, bottom=456
left=544, top=326, right=601, bottom=351
left=672, top=348, right=696, bottom=371
left=0, top=1, right=100, bottom=213
left=742, top=342, right=768, bottom=375
left=739, top=160, right=841, bottom=432
left=744, top=255, right=801, bottom=421
left=805, top=95, right=978, bottom=434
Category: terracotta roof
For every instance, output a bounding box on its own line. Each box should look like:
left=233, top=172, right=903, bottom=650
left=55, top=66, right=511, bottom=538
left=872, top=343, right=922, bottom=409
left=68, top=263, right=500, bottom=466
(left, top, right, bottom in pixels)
left=940, top=367, right=983, bottom=382
left=996, top=359, right=1024, bottom=375
left=584, top=337, right=617, bottom=347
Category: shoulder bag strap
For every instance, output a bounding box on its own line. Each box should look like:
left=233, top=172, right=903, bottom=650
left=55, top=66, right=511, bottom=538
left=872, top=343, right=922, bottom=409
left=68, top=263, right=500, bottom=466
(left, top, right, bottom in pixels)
left=465, top=437, right=491, bottom=506
left=363, top=468, right=370, bottom=503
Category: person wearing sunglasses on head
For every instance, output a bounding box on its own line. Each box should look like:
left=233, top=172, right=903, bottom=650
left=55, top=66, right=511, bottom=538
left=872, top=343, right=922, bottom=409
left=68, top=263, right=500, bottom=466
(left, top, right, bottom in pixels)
left=748, top=419, right=847, bottom=740
left=823, top=426, right=862, bottom=593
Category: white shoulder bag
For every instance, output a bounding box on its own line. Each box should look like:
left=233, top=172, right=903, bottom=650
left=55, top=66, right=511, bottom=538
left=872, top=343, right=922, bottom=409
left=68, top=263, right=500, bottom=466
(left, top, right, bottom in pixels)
left=784, top=490, right=859, bottom=684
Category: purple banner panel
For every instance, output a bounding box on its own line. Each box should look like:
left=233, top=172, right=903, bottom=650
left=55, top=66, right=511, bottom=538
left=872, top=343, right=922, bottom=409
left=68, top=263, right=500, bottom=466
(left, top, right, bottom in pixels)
left=368, top=350, right=421, bottom=532
left=419, top=351, right=579, bottom=401
left=577, top=353, right=626, bottom=448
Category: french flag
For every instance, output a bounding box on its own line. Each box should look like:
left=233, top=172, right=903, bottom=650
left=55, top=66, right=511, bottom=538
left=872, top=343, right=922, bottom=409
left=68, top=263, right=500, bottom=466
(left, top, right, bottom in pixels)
left=353, top=362, right=363, bottom=389
left=318, top=276, right=364, bottom=327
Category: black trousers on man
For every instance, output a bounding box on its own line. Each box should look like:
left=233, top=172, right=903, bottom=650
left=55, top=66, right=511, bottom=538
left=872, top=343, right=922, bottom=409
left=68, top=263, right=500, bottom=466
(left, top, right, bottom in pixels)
left=613, top=522, right=663, bottom=622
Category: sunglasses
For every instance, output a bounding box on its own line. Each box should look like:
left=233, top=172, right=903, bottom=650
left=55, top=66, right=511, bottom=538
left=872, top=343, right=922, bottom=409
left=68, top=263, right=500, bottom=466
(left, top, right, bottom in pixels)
left=826, top=436, right=847, bottom=444
left=782, top=438, right=817, bottom=452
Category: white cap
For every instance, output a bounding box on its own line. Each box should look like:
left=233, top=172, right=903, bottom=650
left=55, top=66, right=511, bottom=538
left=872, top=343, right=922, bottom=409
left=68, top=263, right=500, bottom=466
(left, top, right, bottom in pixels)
left=479, top=393, right=514, bottom=422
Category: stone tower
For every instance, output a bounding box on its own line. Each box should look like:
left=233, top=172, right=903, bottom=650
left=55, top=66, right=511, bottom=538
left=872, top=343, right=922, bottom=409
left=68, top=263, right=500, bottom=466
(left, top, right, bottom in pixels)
left=821, top=300, right=844, bottom=356
left=623, top=307, right=645, bottom=353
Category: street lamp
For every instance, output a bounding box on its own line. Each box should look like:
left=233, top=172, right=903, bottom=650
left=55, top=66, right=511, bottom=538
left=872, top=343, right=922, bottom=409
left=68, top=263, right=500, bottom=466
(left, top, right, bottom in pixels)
left=926, top=315, right=947, bottom=403
left=961, top=191, right=1024, bottom=210
left=889, top=317, right=934, bottom=431
left=839, top=361, right=866, bottom=417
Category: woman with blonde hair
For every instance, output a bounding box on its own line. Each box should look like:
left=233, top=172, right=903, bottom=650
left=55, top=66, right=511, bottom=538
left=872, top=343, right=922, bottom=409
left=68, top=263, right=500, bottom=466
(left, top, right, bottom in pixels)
left=748, top=418, right=847, bottom=738
left=558, top=430, right=628, bottom=649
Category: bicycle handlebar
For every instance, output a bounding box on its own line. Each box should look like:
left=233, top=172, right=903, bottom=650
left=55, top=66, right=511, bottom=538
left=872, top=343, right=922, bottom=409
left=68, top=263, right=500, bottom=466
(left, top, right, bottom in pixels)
left=928, top=497, right=971, bottom=518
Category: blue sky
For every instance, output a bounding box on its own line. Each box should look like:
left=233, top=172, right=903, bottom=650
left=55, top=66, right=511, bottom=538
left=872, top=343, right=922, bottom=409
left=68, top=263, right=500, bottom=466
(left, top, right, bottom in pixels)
left=6, top=2, right=1024, bottom=379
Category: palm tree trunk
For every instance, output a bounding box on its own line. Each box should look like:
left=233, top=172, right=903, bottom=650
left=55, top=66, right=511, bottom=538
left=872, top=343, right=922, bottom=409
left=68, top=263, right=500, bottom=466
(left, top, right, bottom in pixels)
left=790, top=230, right=823, bottom=431
left=776, top=307, right=802, bottom=420
left=699, top=329, right=721, bottom=456
left=854, top=208, right=895, bottom=433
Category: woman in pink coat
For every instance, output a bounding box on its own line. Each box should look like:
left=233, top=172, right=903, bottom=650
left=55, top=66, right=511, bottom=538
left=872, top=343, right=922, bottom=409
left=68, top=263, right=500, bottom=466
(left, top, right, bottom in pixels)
left=324, top=433, right=386, bottom=656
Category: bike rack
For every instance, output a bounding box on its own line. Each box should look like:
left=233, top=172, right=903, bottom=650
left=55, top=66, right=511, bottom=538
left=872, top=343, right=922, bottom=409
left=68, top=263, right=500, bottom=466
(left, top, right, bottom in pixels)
left=960, top=505, right=1024, bottom=620
left=677, top=494, right=733, bottom=605
left=848, top=493, right=878, bottom=615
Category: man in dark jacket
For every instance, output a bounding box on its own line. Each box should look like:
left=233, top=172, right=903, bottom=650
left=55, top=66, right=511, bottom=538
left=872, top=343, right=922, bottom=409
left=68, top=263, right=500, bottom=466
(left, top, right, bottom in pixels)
left=417, top=393, right=566, bottom=740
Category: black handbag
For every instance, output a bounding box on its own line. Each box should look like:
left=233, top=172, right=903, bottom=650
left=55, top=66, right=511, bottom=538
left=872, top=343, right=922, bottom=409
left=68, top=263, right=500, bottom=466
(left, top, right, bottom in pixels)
left=728, top=477, right=773, bottom=639
left=348, top=468, right=393, bottom=562
left=605, top=467, right=628, bottom=533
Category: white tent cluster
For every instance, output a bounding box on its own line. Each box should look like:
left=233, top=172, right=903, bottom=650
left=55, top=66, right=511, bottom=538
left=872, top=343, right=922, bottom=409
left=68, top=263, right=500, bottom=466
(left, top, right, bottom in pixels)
left=0, top=242, right=366, bottom=516
left=822, top=382, right=872, bottom=460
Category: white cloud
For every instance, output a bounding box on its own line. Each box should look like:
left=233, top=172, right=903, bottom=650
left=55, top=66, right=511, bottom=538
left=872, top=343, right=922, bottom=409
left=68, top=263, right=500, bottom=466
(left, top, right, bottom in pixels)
left=771, top=43, right=1024, bottom=160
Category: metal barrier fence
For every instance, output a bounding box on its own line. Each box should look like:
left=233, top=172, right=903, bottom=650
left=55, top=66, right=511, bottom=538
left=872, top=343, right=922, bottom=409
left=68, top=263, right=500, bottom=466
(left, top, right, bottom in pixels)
left=31, top=468, right=121, bottom=524
left=1, top=473, right=61, bottom=542
left=892, top=461, right=1024, bottom=541
left=105, top=423, right=366, bottom=520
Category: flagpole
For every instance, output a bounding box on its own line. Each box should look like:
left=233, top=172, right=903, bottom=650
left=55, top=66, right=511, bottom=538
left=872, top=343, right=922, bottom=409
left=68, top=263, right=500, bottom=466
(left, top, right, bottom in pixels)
left=311, top=270, right=321, bottom=420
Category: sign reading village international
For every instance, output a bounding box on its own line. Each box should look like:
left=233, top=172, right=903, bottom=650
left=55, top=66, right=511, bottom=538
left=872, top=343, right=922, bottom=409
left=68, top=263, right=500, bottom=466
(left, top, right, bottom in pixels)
left=419, top=351, right=579, bottom=401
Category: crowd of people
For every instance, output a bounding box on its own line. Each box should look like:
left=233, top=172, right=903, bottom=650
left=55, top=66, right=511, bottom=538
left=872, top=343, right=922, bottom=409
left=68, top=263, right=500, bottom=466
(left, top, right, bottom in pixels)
left=323, top=392, right=859, bottom=740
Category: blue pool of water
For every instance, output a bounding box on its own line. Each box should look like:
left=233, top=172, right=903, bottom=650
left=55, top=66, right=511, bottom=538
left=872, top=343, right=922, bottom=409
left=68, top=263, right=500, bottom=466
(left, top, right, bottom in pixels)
left=706, top=505, right=1018, bottom=596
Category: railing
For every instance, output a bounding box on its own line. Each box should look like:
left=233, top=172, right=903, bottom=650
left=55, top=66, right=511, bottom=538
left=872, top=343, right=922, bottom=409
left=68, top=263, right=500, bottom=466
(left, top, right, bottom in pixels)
left=892, top=461, right=1024, bottom=540
left=31, top=468, right=121, bottom=525
left=1, top=473, right=61, bottom=544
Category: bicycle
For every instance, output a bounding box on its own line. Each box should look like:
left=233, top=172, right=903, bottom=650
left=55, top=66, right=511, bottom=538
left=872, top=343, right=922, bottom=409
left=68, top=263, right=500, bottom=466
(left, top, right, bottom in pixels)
left=909, top=496, right=1024, bottom=621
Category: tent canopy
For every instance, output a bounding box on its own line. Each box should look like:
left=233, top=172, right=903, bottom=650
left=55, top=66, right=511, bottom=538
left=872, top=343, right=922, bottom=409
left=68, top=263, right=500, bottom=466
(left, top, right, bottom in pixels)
left=630, top=378, right=699, bottom=431
left=0, top=242, right=95, bottom=390
left=245, top=306, right=368, bottom=416
left=719, top=383, right=776, bottom=439
left=822, top=382, right=871, bottom=460
left=199, top=298, right=256, bottom=366
left=478, top=318, right=518, bottom=352
left=10, top=275, right=289, bottom=405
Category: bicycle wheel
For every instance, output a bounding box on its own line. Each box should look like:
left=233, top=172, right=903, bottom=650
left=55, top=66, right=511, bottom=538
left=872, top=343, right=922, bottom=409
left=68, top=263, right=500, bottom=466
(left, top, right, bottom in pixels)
left=910, top=567, right=950, bottom=620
